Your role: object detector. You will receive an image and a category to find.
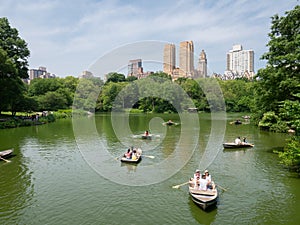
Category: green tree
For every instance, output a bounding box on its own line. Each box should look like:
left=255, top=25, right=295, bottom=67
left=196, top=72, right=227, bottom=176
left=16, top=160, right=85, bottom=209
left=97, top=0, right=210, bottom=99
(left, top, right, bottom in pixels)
left=106, top=72, right=126, bottom=83
left=255, top=6, right=300, bottom=173
left=254, top=6, right=300, bottom=115
left=0, top=17, right=30, bottom=114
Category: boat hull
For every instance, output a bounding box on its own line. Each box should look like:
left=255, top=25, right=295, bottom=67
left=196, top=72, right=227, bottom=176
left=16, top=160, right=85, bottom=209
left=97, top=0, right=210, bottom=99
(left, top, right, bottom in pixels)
left=223, top=142, right=254, bottom=148
left=120, top=156, right=142, bottom=164
left=189, top=188, right=218, bottom=210
left=0, top=149, right=13, bottom=158
left=141, top=135, right=152, bottom=140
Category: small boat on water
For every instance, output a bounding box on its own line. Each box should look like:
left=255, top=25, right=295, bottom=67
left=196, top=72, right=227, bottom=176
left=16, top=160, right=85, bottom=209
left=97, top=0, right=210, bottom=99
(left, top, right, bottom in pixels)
left=163, top=120, right=178, bottom=126
left=141, top=134, right=152, bottom=140
left=189, top=184, right=218, bottom=210
left=0, top=149, right=13, bottom=159
left=120, top=148, right=142, bottom=164
left=223, top=142, right=254, bottom=148
left=121, top=156, right=142, bottom=163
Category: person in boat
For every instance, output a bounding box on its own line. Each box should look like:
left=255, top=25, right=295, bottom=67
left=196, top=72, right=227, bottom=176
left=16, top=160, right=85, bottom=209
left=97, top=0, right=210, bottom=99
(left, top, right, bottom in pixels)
left=199, top=174, right=208, bottom=191
left=193, top=169, right=201, bottom=180
left=189, top=169, right=201, bottom=187
left=124, top=148, right=131, bottom=159
left=234, top=119, right=242, bottom=125
left=167, top=120, right=173, bottom=124
left=235, top=136, right=242, bottom=145
left=144, top=130, right=149, bottom=136
left=204, top=170, right=214, bottom=189
left=131, top=150, right=137, bottom=160
left=194, top=176, right=201, bottom=190
left=242, top=137, right=247, bottom=143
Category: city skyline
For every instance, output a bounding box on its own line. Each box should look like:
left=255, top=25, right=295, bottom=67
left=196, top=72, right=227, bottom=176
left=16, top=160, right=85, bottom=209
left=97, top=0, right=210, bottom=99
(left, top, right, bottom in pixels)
left=0, top=0, right=298, bottom=77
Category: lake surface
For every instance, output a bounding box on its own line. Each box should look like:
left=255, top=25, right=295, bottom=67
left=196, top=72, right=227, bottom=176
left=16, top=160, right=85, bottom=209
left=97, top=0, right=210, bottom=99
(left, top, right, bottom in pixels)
left=0, top=113, right=299, bottom=225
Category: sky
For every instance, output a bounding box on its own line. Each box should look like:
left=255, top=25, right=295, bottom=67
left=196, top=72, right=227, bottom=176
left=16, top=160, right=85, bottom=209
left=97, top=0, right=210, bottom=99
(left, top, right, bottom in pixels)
left=0, top=0, right=299, bottom=77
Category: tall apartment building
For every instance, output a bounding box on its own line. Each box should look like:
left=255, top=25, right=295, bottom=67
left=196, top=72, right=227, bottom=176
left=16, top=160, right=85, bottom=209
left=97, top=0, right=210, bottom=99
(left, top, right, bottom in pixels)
left=128, top=59, right=143, bottom=77
left=226, top=44, right=254, bottom=78
left=163, top=43, right=176, bottom=76
left=196, top=49, right=207, bottom=78
left=28, top=66, right=56, bottom=82
left=179, top=41, right=194, bottom=77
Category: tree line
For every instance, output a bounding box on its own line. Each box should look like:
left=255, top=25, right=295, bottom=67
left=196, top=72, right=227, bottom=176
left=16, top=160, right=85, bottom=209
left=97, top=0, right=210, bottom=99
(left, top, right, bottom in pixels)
left=0, top=5, right=299, bottom=173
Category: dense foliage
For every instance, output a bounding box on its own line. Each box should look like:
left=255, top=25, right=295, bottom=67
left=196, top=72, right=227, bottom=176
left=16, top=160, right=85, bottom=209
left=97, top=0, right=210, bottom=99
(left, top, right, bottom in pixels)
left=254, top=6, right=300, bottom=173
left=0, top=17, right=30, bottom=115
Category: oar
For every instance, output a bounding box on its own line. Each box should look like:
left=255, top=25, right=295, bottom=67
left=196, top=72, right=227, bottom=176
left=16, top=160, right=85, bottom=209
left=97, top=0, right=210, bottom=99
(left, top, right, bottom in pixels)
left=216, top=183, right=227, bottom=191
left=143, top=155, right=155, bottom=159
left=0, top=156, right=11, bottom=163
left=172, top=181, right=189, bottom=189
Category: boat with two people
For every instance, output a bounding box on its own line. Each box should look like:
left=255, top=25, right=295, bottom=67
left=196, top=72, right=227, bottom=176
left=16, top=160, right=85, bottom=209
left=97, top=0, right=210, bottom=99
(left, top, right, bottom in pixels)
left=120, top=147, right=142, bottom=164
left=188, top=169, right=218, bottom=210
left=223, top=137, right=254, bottom=149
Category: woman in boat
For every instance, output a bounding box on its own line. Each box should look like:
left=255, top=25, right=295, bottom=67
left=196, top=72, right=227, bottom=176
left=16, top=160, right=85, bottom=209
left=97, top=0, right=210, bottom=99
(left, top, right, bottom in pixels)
left=125, top=149, right=131, bottom=159
left=204, top=170, right=214, bottom=189
left=144, top=130, right=149, bottom=136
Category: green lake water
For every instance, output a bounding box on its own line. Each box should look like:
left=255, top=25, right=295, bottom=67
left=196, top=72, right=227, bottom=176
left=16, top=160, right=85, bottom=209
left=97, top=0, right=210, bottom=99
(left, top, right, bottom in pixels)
left=0, top=113, right=299, bottom=225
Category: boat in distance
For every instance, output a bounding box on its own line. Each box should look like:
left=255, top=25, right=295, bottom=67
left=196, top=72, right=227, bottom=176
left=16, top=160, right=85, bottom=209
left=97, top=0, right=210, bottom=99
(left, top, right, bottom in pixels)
left=223, top=142, right=254, bottom=148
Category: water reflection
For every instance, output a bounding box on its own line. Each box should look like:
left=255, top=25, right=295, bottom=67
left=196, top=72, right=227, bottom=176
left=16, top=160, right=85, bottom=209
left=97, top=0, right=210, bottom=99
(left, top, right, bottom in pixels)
left=188, top=196, right=217, bottom=224
left=121, top=162, right=138, bottom=173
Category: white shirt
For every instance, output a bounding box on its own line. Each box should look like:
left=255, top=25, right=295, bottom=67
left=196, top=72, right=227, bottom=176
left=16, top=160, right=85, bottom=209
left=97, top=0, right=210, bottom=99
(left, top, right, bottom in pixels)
left=205, top=174, right=211, bottom=182
left=199, top=178, right=208, bottom=190
left=235, top=138, right=241, bottom=144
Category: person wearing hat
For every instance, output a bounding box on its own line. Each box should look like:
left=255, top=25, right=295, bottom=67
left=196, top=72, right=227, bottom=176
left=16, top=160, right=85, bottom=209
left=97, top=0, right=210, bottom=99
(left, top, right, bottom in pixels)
left=204, top=170, right=214, bottom=189
left=193, top=169, right=201, bottom=180
left=189, top=169, right=201, bottom=188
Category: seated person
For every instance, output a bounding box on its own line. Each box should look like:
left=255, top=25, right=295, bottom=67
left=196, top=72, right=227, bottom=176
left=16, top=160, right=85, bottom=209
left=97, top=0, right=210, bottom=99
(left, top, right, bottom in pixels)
left=194, top=176, right=201, bottom=190
left=124, top=149, right=131, bottom=159
left=194, top=169, right=201, bottom=179
left=131, top=150, right=137, bottom=160
left=199, top=174, right=208, bottom=191
left=204, top=170, right=214, bottom=189
left=235, top=137, right=242, bottom=145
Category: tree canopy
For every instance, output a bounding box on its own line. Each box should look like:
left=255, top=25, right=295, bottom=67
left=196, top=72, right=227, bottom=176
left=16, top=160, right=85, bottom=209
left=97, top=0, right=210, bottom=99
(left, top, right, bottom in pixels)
left=0, top=17, right=30, bottom=114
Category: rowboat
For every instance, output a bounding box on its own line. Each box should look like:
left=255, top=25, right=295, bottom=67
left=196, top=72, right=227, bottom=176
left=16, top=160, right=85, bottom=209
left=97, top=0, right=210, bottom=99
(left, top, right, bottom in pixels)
left=120, top=148, right=142, bottom=164
left=121, top=156, right=142, bottom=163
left=163, top=121, right=177, bottom=126
left=0, top=149, right=13, bottom=161
left=189, top=185, right=218, bottom=210
left=141, top=134, right=152, bottom=140
left=223, top=142, right=254, bottom=148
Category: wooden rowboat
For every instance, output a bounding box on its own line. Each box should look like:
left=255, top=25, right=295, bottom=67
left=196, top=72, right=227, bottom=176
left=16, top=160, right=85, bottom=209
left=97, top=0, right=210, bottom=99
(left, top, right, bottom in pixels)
left=0, top=149, right=13, bottom=158
left=223, top=142, right=254, bottom=148
left=189, top=186, right=218, bottom=210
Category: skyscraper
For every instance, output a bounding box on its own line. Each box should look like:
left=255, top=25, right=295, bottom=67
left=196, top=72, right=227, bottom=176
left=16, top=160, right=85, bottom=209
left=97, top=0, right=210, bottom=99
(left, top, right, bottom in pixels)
left=197, top=49, right=207, bottom=78
left=226, top=44, right=254, bottom=78
left=179, top=41, right=194, bottom=77
left=163, top=43, right=176, bottom=76
left=128, top=59, right=143, bottom=77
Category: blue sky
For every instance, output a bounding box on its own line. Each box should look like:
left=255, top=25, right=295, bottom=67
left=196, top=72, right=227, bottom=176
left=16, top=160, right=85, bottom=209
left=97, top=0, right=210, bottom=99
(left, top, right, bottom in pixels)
left=0, top=0, right=298, bottom=77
